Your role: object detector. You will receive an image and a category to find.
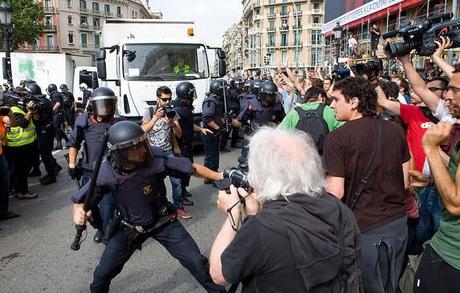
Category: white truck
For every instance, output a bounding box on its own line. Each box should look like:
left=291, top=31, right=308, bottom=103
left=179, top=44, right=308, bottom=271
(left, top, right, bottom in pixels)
left=0, top=52, right=96, bottom=105
left=96, top=19, right=226, bottom=121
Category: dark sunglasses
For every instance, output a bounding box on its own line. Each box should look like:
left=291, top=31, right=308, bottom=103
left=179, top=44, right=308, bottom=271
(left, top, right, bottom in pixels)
left=160, top=98, right=172, bottom=102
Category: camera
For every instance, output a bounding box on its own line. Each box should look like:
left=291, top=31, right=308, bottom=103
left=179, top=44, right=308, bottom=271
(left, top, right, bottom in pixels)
left=0, top=90, right=44, bottom=113
left=223, top=167, right=253, bottom=193
left=354, top=58, right=383, bottom=80
left=383, top=13, right=460, bottom=58
left=331, top=66, right=350, bottom=82
left=162, top=104, right=176, bottom=119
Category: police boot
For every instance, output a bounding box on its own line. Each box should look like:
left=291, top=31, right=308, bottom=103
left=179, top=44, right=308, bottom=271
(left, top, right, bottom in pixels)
left=53, top=164, right=62, bottom=177
left=39, top=174, right=57, bottom=185
left=93, top=229, right=103, bottom=244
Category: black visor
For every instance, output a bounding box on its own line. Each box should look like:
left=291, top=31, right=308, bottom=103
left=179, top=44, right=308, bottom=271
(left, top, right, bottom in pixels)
left=90, top=98, right=117, bottom=117
left=110, top=138, right=152, bottom=172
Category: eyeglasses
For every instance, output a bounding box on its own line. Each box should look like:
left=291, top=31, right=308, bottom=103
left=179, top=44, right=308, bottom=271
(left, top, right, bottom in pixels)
left=447, top=86, right=460, bottom=94
left=160, top=98, right=172, bottom=102
left=428, top=87, right=446, bottom=92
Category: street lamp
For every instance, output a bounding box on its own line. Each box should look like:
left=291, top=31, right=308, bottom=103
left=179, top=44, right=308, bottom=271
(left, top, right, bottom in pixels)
left=0, top=1, right=13, bottom=87
left=333, top=22, right=342, bottom=67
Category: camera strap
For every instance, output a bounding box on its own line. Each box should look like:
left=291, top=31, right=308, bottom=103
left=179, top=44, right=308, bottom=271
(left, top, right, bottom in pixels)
left=348, top=119, right=382, bottom=210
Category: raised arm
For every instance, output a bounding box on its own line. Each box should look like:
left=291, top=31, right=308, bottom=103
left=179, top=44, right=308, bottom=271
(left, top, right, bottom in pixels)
left=432, top=36, right=455, bottom=80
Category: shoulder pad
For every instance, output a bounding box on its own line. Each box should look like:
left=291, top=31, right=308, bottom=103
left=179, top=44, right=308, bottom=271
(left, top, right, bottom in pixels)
left=74, top=112, right=90, bottom=129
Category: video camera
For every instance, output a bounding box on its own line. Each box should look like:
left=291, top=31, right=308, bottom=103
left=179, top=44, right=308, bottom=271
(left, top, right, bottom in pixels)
left=354, top=58, right=383, bottom=81
left=383, top=13, right=460, bottom=58
left=331, top=66, right=350, bottom=82
left=0, top=89, right=44, bottom=113
left=222, top=167, right=253, bottom=193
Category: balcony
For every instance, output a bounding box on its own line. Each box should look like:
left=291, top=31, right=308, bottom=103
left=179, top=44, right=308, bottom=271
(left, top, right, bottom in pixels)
left=79, top=23, right=93, bottom=31
left=80, top=7, right=88, bottom=13
left=43, top=24, right=57, bottom=32
left=266, top=43, right=275, bottom=48
left=104, top=11, right=113, bottom=17
left=293, top=10, right=302, bottom=16
left=312, top=9, right=323, bottom=15
left=293, top=25, right=302, bottom=30
left=44, top=6, right=55, bottom=13
left=117, top=13, right=123, bottom=17
left=311, top=23, right=322, bottom=28
left=25, top=46, right=60, bottom=53
left=279, top=25, right=289, bottom=31
left=267, top=27, right=275, bottom=32
left=92, top=9, right=101, bottom=15
left=93, top=24, right=101, bottom=30
left=267, top=12, right=276, bottom=18
left=280, top=11, right=289, bottom=17
left=254, top=15, right=263, bottom=21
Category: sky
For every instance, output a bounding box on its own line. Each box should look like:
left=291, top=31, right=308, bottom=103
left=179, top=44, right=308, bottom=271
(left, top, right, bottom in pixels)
left=149, top=0, right=243, bottom=47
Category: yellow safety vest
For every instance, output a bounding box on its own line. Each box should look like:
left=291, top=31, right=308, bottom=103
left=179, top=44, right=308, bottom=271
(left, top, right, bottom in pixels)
left=174, top=64, right=191, bottom=74
left=7, top=106, right=36, bottom=147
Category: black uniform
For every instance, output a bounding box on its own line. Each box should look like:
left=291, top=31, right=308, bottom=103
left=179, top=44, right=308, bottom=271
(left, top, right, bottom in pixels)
left=201, top=93, right=224, bottom=171
left=62, top=91, right=75, bottom=128
left=67, top=112, right=120, bottom=234
left=50, top=91, right=68, bottom=146
left=32, top=95, right=60, bottom=177
left=82, top=89, right=91, bottom=109
left=221, top=87, right=242, bottom=149
left=175, top=99, right=195, bottom=189
left=71, top=148, right=224, bottom=293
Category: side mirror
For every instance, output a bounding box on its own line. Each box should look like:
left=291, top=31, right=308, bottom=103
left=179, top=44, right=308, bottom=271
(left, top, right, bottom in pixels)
left=217, top=49, right=226, bottom=59
left=91, top=71, right=99, bottom=89
left=218, top=59, right=226, bottom=77
left=96, top=49, right=107, bottom=80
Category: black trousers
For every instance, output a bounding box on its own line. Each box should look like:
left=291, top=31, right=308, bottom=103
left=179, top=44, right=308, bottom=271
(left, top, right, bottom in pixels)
left=53, top=112, right=68, bottom=142
left=5, top=143, right=34, bottom=194
left=202, top=133, right=220, bottom=171
left=90, top=219, right=224, bottom=293
left=414, top=244, right=460, bottom=293
left=28, top=140, right=40, bottom=171
left=37, top=130, right=58, bottom=175
left=180, top=142, right=193, bottom=189
left=0, top=155, right=10, bottom=214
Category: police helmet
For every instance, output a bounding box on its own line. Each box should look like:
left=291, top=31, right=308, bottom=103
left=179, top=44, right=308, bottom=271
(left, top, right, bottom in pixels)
left=47, top=84, right=58, bottom=94
left=90, top=87, right=117, bottom=117
left=209, top=79, right=226, bottom=96
left=60, top=84, right=69, bottom=91
left=27, top=83, right=42, bottom=96
left=259, top=80, right=278, bottom=106
left=243, top=79, right=253, bottom=92
left=176, top=82, right=196, bottom=101
left=251, top=79, right=262, bottom=95
left=108, top=121, right=152, bottom=172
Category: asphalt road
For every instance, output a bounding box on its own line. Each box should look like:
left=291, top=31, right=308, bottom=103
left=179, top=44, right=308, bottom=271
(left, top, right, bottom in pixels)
left=0, top=146, right=241, bottom=293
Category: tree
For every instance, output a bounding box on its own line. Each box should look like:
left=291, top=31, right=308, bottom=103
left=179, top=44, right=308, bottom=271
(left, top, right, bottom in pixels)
left=0, top=0, right=44, bottom=51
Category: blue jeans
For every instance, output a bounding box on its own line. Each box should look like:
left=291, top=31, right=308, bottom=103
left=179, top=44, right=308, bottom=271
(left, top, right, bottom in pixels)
left=416, top=187, right=441, bottom=244
left=163, top=151, right=183, bottom=210
left=0, top=155, right=10, bottom=214
left=81, top=169, right=115, bottom=234
left=202, top=133, right=220, bottom=171
left=90, top=219, right=225, bottom=293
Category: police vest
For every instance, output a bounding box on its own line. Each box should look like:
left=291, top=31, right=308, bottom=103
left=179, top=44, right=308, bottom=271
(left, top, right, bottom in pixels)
left=174, top=64, right=191, bottom=74
left=7, top=106, right=36, bottom=147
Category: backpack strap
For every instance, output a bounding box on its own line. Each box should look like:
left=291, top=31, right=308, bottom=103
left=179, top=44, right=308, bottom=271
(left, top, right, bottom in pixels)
left=348, top=118, right=382, bottom=210
left=294, top=104, right=330, bottom=133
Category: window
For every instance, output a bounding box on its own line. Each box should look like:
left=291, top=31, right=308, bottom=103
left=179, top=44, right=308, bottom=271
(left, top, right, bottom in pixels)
left=295, top=3, right=301, bottom=12
left=67, top=15, right=73, bottom=24
left=313, top=2, right=320, bottom=10
left=280, top=5, right=288, bottom=15
left=117, top=6, right=121, bottom=16
left=94, top=34, right=100, bottom=48
left=132, top=10, right=135, bottom=18
left=93, top=17, right=100, bottom=28
left=311, top=48, right=321, bottom=66
left=268, top=33, right=275, bottom=46
left=44, top=0, right=51, bottom=8
left=294, top=31, right=301, bottom=46
left=296, top=17, right=302, bottom=28
left=104, top=4, right=110, bottom=12
left=269, top=6, right=275, bottom=15
left=281, top=33, right=287, bottom=46
left=68, top=32, right=74, bottom=44
left=67, top=0, right=72, bottom=8
left=80, top=16, right=88, bottom=26
left=45, top=16, right=52, bottom=26
left=81, top=33, right=87, bottom=48
left=281, top=18, right=288, bottom=30
left=46, top=35, right=54, bottom=48
left=80, top=0, right=86, bottom=9
left=281, top=50, right=287, bottom=63
left=269, top=20, right=275, bottom=31
left=313, top=16, right=320, bottom=24
left=269, top=0, right=275, bottom=4
left=311, top=30, right=322, bottom=45
left=92, top=2, right=99, bottom=13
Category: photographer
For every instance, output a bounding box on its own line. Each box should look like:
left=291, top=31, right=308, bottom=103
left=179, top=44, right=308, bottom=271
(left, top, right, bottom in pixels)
left=209, top=127, right=360, bottom=291
left=4, top=97, right=38, bottom=199
left=142, top=86, right=189, bottom=219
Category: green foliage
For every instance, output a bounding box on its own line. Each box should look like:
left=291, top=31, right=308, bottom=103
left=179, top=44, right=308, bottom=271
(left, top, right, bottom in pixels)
left=0, top=0, right=44, bottom=51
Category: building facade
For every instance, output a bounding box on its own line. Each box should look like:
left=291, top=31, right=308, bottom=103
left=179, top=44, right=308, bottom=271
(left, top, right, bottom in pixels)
left=22, top=0, right=152, bottom=56
left=222, top=23, right=244, bottom=72
left=233, top=0, right=324, bottom=72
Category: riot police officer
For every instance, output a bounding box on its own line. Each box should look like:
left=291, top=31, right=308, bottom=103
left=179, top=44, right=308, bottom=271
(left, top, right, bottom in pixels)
left=60, top=84, right=76, bottom=129
left=221, top=76, right=244, bottom=150
left=233, top=80, right=285, bottom=163
left=48, top=84, right=68, bottom=150
left=202, top=80, right=226, bottom=179
left=27, top=84, right=62, bottom=185
left=174, top=82, right=213, bottom=204
left=71, top=121, right=225, bottom=293
left=67, top=87, right=119, bottom=243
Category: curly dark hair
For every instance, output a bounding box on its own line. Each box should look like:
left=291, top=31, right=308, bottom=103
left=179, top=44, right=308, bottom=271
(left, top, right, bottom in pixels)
left=378, top=79, right=399, bottom=100
left=333, top=77, right=377, bottom=117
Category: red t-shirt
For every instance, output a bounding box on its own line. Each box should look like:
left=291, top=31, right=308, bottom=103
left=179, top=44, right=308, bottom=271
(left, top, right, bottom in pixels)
left=399, top=104, right=435, bottom=172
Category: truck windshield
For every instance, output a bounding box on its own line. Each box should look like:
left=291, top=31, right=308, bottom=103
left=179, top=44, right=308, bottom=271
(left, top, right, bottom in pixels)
left=123, top=44, right=209, bottom=81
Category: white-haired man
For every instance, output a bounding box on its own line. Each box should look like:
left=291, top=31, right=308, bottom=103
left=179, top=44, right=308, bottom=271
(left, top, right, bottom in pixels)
left=209, top=127, right=360, bottom=292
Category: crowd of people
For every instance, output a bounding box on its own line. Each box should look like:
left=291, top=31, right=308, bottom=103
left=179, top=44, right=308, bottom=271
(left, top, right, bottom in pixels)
left=2, top=35, right=460, bottom=292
